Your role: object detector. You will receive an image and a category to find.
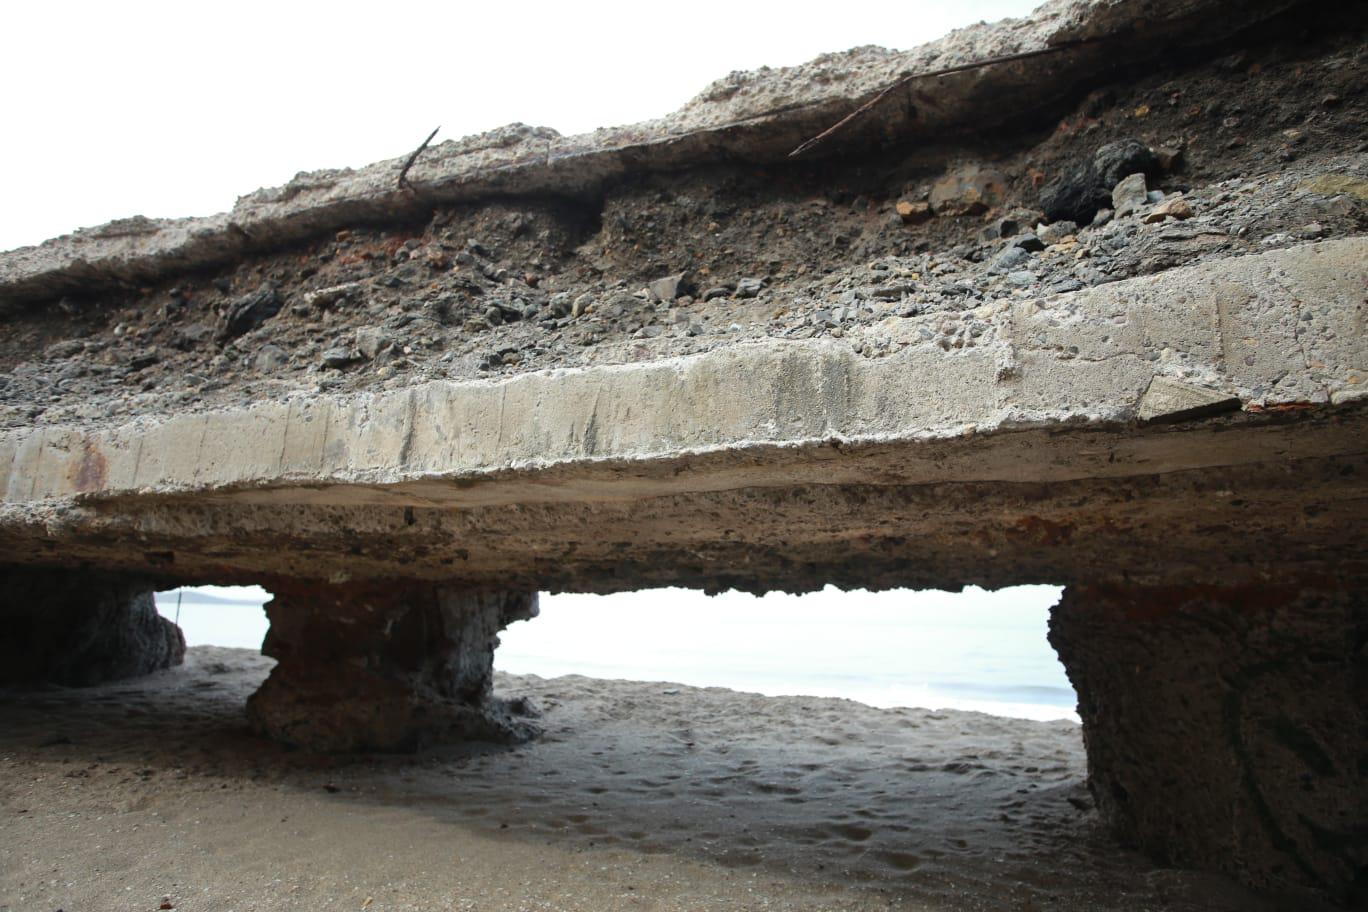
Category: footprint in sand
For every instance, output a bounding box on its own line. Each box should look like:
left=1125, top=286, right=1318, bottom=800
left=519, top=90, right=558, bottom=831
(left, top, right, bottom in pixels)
left=876, top=850, right=922, bottom=871
left=829, top=823, right=874, bottom=842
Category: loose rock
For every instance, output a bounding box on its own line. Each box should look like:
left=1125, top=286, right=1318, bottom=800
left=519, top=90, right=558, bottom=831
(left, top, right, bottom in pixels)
left=253, top=344, right=290, bottom=372
left=320, top=347, right=359, bottom=368
left=1144, top=195, right=1193, bottom=223
left=1112, top=173, right=1149, bottom=218
left=1040, top=139, right=1158, bottom=223
left=930, top=164, right=1008, bottom=216
left=648, top=272, right=690, bottom=303
left=895, top=200, right=933, bottom=225
left=1037, top=221, right=1078, bottom=245
left=218, top=285, right=282, bottom=341
left=355, top=327, right=391, bottom=360
left=735, top=277, right=765, bottom=299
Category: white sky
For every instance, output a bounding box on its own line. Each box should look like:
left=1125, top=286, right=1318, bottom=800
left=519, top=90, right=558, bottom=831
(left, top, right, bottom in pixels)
left=1, top=0, right=1039, bottom=252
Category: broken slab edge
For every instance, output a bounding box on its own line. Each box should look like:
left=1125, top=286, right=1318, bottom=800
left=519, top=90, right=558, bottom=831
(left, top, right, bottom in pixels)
left=2, top=238, right=1363, bottom=508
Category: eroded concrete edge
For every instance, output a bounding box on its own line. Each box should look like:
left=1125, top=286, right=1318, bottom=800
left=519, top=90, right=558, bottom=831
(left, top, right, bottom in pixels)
left=1, top=238, right=1363, bottom=508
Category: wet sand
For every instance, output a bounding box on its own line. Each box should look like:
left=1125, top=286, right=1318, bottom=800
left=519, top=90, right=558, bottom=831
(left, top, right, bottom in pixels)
left=0, top=647, right=1272, bottom=911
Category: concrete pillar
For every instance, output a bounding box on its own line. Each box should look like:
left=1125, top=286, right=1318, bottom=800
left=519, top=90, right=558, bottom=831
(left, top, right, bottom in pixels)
left=245, top=580, right=540, bottom=752
left=0, top=566, right=185, bottom=686
left=1049, top=584, right=1366, bottom=901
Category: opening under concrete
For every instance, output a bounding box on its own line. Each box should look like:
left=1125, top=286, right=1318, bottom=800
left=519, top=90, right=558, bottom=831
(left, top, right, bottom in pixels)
left=155, top=584, right=1075, bottom=721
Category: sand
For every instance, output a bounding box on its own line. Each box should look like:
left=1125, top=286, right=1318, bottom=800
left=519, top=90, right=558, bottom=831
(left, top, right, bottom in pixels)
left=0, top=647, right=1274, bottom=911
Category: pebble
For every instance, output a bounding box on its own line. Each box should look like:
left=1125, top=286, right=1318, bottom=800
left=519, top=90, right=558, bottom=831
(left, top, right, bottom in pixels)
left=303, top=282, right=361, bottom=309
left=44, top=340, right=85, bottom=360
left=1047, top=277, right=1085, bottom=294
left=869, top=284, right=915, bottom=301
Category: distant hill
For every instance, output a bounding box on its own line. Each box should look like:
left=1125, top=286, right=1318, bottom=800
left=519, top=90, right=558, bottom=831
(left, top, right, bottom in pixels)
left=154, top=589, right=263, bottom=606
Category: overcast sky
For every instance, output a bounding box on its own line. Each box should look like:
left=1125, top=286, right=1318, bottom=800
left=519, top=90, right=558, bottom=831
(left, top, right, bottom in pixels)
left=1, top=0, right=1039, bottom=252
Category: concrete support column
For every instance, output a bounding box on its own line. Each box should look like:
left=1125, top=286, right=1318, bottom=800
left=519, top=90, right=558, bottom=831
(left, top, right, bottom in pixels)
left=245, top=580, right=540, bottom=752
left=0, top=566, right=185, bottom=686
left=1049, top=584, right=1366, bottom=900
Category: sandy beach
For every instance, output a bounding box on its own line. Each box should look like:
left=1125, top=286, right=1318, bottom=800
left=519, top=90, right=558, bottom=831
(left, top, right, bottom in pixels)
left=0, top=647, right=1277, bottom=911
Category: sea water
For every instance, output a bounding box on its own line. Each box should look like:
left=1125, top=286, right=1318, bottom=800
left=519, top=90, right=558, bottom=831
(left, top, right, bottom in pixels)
left=155, top=584, right=1077, bottom=723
